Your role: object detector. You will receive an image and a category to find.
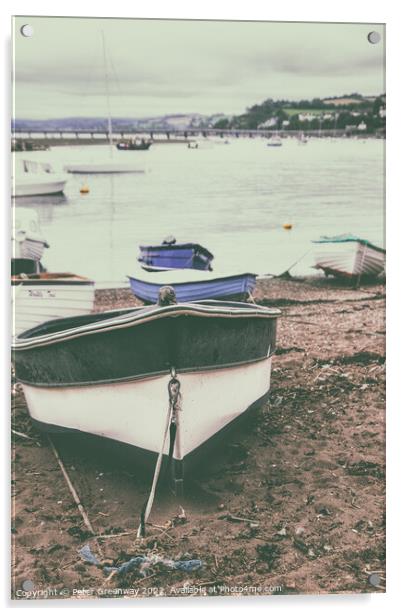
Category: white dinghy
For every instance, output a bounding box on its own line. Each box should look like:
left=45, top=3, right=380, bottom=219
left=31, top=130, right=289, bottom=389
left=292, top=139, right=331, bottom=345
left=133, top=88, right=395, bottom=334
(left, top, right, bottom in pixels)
left=312, top=234, right=385, bottom=280
left=12, top=273, right=95, bottom=337
left=12, top=288, right=280, bottom=495
left=64, top=161, right=144, bottom=174
left=12, top=160, right=68, bottom=197
left=12, top=208, right=49, bottom=262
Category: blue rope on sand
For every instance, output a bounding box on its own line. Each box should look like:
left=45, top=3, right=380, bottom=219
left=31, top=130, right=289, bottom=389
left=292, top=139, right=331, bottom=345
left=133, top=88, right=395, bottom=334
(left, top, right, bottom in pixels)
left=79, top=544, right=203, bottom=577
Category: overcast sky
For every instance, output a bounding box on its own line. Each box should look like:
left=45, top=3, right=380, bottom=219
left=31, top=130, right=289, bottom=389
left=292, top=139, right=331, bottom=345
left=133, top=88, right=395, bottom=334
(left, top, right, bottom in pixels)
left=13, top=17, right=385, bottom=119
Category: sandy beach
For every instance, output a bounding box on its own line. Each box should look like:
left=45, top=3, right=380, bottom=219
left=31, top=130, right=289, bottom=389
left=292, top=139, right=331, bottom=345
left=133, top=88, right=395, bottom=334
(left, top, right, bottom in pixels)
left=11, top=277, right=385, bottom=598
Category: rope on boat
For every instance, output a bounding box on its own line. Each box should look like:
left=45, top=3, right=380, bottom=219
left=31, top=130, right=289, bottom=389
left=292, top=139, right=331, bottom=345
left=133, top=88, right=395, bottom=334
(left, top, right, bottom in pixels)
left=137, top=368, right=182, bottom=538
left=258, top=247, right=313, bottom=279
left=277, top=247, right=313, bottom=278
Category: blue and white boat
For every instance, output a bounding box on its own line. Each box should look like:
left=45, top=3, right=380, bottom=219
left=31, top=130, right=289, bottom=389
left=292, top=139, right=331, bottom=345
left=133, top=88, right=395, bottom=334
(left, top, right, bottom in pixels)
left=128, top=268, right=257, bottom=303
left=138, top=237, right=214, bottom=272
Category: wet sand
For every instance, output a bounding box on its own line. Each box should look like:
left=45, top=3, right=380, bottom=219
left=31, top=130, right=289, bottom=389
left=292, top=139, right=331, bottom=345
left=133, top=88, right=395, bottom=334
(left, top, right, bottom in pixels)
left=11, top=277, right=385, bottom=599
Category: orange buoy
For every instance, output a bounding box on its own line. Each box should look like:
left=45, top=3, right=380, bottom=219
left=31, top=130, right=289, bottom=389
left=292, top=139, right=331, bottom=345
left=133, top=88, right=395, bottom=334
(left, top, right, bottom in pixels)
left=80, top=184, right=90, bottom=194
left=283, top=223, right=293, bottom=230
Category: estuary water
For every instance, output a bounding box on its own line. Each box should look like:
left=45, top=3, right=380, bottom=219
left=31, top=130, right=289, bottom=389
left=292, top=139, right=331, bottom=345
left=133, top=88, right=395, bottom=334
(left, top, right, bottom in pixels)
left=12, top=137, right=385, bottom=285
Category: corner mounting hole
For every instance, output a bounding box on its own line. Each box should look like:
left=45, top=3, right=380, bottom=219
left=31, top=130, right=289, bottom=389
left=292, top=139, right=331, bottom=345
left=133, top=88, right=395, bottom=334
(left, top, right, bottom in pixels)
left=20, top=24, right=34, bottom=38
left=367, top=31, right=380, bottom=44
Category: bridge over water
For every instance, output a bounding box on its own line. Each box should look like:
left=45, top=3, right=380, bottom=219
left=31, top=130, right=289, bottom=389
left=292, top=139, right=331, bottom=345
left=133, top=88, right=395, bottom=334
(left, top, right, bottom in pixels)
left=11, top=127, right=381, bottom=148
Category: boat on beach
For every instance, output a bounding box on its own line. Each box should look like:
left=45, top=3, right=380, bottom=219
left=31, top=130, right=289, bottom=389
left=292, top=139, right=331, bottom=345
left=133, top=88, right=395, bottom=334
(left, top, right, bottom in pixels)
left=12, top=208, right=49, bottom=262
left=12, top=272, right=95, bottom=337
left=138, top=237, right=214, bottom=272
left=128, top=268, right=257, bottom=303
left=12, top=160, right=68, bottom=197
left=312, top=234, right=386, bottom=279
left=12, top=294, right=280, bottom=492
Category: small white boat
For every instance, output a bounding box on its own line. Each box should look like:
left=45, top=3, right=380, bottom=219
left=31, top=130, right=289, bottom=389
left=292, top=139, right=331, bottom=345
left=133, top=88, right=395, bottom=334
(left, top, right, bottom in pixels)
left=12, top=160, right=68, bottom=197
left=64, top=161, right=145, bottom=174
left=266, top=135, right=282, bottom=147
left=312, top=234, right=386, bottom=279
left=12, top=273, right=95, bottom=337
left=12, top=294, right=280, bottom=493
left=12, top=208, right=49, bottom=261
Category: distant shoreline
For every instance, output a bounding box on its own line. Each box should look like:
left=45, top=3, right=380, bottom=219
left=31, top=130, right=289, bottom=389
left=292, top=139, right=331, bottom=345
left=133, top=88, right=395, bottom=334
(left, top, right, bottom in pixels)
left=11, top=131, right=385, bottom=150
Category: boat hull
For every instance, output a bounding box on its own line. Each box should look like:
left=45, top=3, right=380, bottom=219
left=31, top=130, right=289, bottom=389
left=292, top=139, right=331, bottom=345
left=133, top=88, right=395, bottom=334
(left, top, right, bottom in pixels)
left=313, top=241, right=385, bottom=278
left=12, top=277, right=95, bottom=337
left=64, top=163, right=145, bottom=174
left=22, top=357, right=272, bottom=459
left=12, top=208, right=49, bottom=261
left=12, top=177, right=68, bottom=197
left=12, top=238, right=47, bottom=261
left=12, top=301, right=279, bottom=488
left=129, top=273, right=256, bottom=302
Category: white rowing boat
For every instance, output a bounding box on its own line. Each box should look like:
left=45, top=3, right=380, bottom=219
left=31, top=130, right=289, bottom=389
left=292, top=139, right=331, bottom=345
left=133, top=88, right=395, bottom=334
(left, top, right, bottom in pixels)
left=12, top=294, right=280, bottom=493
left=12, top=208, right=49, bottom=262
left=312, top=234, right=385, bottom=279
left=12, top=160, right=68, bottom=197
left=12, top=273, right=95, bottom=337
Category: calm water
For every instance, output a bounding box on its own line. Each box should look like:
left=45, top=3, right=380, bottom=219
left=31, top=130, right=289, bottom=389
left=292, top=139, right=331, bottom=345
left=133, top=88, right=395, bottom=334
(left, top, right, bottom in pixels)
left=13, top=138, right=385, bottom=285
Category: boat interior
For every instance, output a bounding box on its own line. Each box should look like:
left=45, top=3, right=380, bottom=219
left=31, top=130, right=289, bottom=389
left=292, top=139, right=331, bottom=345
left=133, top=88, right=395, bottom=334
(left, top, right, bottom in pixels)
left=15, top=299, right=273, bottom=340
left=12, top=272, right=91, bottom=283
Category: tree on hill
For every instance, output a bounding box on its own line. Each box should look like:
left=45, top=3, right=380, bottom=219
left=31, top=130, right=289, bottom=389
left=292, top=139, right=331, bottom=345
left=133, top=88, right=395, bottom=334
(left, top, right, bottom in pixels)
left=213, top=94, right=385, bottom=132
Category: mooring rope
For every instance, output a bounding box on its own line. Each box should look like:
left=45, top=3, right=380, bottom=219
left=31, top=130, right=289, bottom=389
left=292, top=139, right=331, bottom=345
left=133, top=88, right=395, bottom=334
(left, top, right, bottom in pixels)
left=137, top=368, right=181, bottom=538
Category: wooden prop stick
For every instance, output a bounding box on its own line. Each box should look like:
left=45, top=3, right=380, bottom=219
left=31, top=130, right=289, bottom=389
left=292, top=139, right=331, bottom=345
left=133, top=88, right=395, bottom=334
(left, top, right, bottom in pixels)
left=48, top=437, right=99, bottom=543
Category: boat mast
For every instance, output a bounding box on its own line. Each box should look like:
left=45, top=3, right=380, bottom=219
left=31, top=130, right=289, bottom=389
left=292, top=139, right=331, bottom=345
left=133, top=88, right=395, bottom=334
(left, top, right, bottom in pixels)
left=101, top=30, right=113, bottom=155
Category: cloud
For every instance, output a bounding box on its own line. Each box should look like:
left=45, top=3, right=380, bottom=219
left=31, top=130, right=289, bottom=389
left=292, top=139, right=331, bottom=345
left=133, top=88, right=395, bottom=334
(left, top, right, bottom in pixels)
left=13, top=17, right=385, bottom=118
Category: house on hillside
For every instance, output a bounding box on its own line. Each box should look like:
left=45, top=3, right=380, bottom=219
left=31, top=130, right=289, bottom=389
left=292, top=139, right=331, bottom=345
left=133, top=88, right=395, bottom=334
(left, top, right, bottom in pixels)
left=298, top=113, right=316, bottom=122
left=258, top=117, right=278, bottom=129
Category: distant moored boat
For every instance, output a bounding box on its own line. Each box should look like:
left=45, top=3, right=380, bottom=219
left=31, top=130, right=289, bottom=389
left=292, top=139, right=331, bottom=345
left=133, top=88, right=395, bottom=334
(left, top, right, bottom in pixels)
left=12, top=160, right=68, bottom=197
left=266, top=135, right=282, bottom=147
left=12, top=208, right=49, bottom=262
left=116, top=139, right=152, bottom=151
left=64, top=161, right=145, bottom=174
